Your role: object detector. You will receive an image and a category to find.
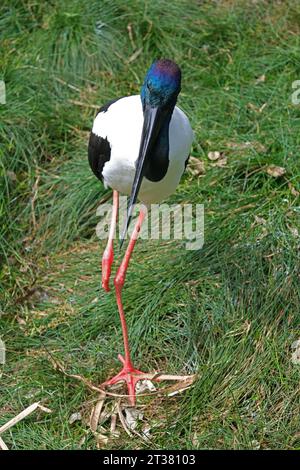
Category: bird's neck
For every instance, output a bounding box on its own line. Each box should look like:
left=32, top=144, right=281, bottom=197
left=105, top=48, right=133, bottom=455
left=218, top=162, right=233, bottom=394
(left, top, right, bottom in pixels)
left=143, top=106, right=173, bottom=183
left=155, top=106, right=173, bottom=147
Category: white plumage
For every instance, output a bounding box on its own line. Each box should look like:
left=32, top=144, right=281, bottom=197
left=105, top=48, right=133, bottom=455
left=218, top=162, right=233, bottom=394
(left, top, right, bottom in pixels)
left=92, top=95, right=193, bottom=204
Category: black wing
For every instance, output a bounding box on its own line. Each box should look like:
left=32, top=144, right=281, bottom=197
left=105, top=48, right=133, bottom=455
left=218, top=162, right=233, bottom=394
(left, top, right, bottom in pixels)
left=88, top=132, right=111, bottom=182
left=184, top=154, right=190, bottom=170
left=88, top=98, right=123, bottom=181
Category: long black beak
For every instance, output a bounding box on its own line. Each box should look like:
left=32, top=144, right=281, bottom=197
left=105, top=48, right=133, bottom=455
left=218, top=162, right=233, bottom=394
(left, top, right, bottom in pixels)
left=120, top=104, right=163, bottom=247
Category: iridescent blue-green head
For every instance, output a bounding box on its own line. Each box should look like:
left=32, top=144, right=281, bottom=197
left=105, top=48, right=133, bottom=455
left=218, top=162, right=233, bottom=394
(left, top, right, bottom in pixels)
left=141, top=59, right=181, bottom=109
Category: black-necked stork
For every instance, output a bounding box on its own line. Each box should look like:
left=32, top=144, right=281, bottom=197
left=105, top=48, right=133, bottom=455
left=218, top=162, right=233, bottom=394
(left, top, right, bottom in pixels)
left=88, top=59, right=193, bottom=405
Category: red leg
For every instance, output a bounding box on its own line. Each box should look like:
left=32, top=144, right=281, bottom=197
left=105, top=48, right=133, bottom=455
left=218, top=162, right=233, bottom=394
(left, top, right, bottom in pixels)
left=102, top=208, right=147, bottom=405
left=101, top=190, right=118, bottom=292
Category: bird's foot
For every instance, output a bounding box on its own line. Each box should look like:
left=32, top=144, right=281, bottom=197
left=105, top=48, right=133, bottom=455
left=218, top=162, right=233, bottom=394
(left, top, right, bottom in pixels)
left=101, top=354, right=147, bottom=406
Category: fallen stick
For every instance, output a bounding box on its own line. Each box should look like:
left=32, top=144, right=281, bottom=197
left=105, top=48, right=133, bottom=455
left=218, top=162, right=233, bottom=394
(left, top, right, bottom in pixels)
left=47, top=349, right=196, bottom=399
left=116, top=401, right=132, bottom=437
left=0, top=436, right=8, bottom=450
left=89, top=394, right=106, bottom=432
left=0, top=402, right=51, bottom=436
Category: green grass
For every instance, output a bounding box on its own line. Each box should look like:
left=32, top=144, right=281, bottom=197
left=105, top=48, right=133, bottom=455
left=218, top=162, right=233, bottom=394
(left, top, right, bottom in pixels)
left=1, top=0, right=300, bottom=450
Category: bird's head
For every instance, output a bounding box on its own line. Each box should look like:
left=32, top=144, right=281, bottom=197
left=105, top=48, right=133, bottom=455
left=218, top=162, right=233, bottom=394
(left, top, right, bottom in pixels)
left=120, top=59, right=181, bottom=246
left=141, top=59, right=181, bottom=109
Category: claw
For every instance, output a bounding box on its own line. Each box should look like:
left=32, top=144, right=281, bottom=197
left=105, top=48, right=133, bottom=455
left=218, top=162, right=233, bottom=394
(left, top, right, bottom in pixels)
left=101, top=355, right=145, bottom=406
